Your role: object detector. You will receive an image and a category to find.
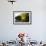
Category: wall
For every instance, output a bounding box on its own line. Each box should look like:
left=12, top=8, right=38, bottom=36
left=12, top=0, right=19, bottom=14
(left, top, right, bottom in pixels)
left=0, top=0, right=46, bottom=42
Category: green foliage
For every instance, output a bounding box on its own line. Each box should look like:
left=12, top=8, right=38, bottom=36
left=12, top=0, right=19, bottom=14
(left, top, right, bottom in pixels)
left=15, top=13, right=29, bottom=22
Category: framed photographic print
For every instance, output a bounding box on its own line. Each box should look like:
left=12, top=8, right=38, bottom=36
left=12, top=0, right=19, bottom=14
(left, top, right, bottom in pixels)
left=13, top=11, right=32, bottom=25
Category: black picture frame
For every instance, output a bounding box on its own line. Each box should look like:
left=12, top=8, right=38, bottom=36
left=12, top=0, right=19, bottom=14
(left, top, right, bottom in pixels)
left=13, top=11, right=32, bottom=25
